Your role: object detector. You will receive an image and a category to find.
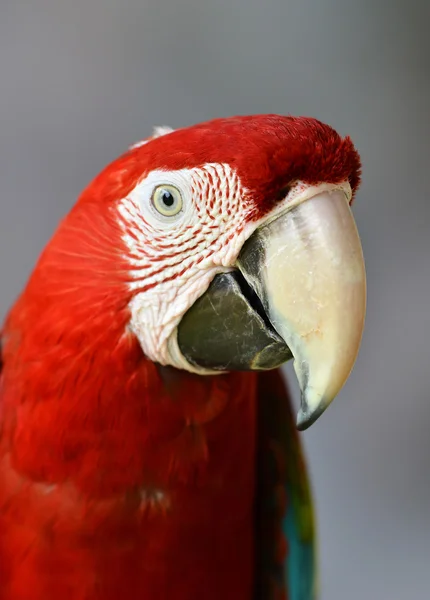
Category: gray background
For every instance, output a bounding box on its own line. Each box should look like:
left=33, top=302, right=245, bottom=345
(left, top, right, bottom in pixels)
left=1, top=1, right=429, bottom=598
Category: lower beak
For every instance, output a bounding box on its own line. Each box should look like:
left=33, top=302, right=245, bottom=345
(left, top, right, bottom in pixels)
left=177, top=188, right=366, bottom=430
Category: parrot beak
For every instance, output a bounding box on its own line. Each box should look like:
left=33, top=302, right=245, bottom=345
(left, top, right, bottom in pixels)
left=178, top=187, right=366, bottom=430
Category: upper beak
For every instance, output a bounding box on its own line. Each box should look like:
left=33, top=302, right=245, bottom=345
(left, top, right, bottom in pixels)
left=177, top=187, right=366, bottom=430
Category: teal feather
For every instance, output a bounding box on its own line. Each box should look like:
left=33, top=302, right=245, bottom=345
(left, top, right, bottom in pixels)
left=255, top=370, right=317, bottom=600
left=283, top=480, right=316, bottom=600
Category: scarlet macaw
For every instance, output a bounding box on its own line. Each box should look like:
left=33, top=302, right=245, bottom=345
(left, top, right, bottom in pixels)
left=0, top=115, right=366, bottom=600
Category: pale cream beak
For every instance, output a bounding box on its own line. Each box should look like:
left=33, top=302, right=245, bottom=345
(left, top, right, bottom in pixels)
left=237, top=187, right=366, bottom=430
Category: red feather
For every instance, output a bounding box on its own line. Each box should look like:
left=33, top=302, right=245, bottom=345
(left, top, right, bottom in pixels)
left=0, top=114, right=360, bottom=599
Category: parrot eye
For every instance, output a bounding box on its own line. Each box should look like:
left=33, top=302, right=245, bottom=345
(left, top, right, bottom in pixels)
left=151, top=185, right=183, bottom=217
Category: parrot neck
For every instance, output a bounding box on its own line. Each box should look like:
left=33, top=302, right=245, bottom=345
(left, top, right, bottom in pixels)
left=1, top=292, right=259, bottom=598
left=1, top=280, right=145, bottom=493
left=1, top=261, right=257, bottom=499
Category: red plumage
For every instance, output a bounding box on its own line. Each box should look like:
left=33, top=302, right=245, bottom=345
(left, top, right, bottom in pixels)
left=0, top=115, right=360, bottom=599
left=0, top=208, right=258, bottom=598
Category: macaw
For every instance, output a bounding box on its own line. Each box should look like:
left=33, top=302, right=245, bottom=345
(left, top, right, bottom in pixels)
left=0, top=115, right=366, bottom=600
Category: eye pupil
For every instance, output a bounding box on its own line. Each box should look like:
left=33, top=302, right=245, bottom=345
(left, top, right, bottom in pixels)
left=162, top=191, right=175, bottom=207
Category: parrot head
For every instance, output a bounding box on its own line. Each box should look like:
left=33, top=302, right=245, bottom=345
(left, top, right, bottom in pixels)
left=4, top=115, right=365, bottom=431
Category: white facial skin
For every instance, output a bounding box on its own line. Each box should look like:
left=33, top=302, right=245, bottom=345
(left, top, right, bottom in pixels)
left=118, top=163, right=260, bottom=372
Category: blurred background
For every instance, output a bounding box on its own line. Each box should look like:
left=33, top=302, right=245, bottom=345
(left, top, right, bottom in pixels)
left=1, top=1, right=429, bottom=598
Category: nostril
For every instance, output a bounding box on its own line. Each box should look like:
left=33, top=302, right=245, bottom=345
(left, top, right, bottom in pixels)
left=275, top=186, right=292, bottom=202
